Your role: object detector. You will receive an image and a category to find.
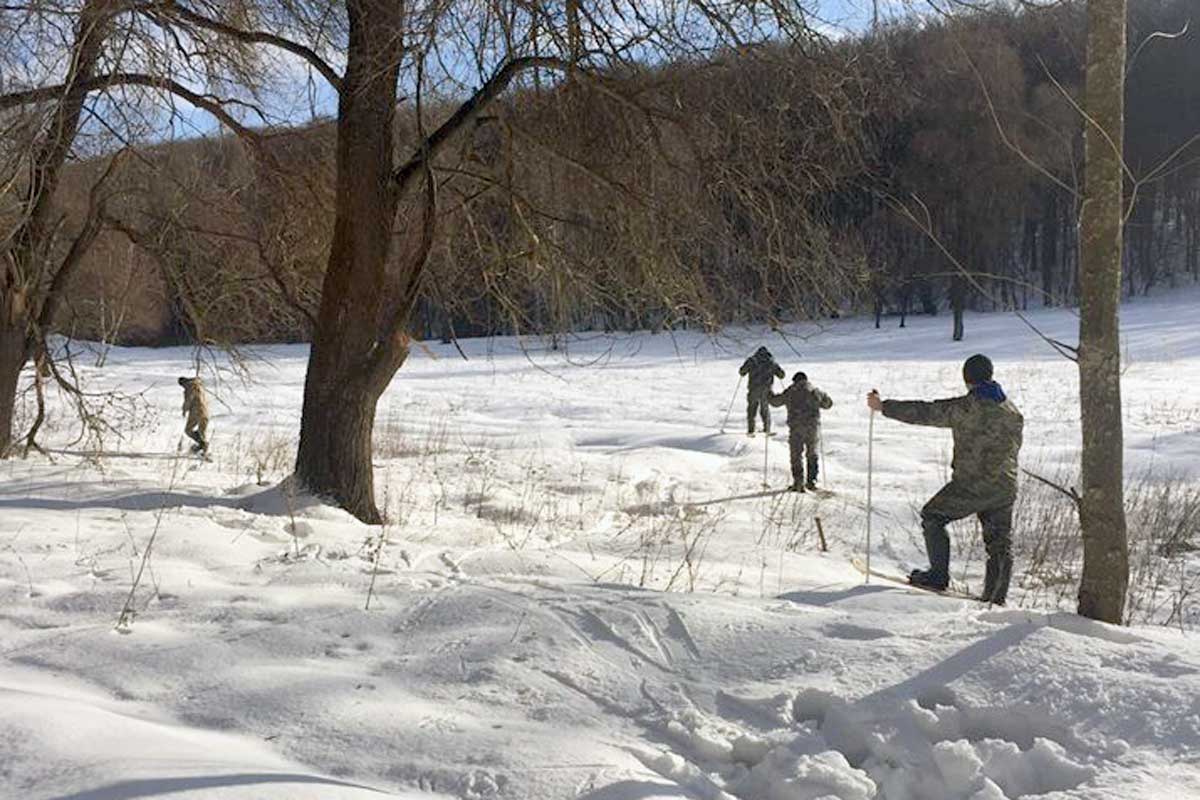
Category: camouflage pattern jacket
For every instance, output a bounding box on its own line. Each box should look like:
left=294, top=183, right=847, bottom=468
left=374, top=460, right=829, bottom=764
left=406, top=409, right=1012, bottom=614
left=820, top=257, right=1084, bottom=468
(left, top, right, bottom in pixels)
left=739, top=353, right=785, bottom=392
left=181, top=378, right=209, bottom=425
left=769, top=382, right=833, bottom=430
left=881, top=387, right=1024, bottom=503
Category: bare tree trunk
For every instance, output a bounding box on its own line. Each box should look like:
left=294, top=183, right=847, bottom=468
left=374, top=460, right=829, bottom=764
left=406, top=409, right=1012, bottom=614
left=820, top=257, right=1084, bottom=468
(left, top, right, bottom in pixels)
left=1, top=0, right=112, bottom=458
left=1076, top=0, right=1129, bottom=624
left=22, top=348, right=49, bottom=456
left=951, top=276, right=965, bottom=341
left=0, top=316, right=26, bottom=456
left=1042, top=192, right=1058, bottom=306
left=294, top=0, right=403, bottom=524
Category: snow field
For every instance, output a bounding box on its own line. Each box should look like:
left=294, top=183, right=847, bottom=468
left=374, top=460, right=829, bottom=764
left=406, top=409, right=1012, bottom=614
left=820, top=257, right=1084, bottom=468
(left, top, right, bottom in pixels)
left=2, top=289, right=1200, bottom=798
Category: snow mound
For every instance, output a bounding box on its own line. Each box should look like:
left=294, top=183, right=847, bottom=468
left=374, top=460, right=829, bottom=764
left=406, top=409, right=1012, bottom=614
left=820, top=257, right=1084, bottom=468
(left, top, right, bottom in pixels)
left=0, top=666, right=438, bottom=799
left=234, top=476, right=365, bottom=523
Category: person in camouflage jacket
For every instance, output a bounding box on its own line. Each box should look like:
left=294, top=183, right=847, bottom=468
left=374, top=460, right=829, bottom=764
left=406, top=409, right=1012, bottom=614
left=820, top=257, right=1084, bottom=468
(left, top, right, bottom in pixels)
left=866, top=354, right=1023, bottom=604
left=178, top=376, right=210, bottom=454
left=770, top=372, right=833, bottom=492
left=739, top=347, right=785, bottom=435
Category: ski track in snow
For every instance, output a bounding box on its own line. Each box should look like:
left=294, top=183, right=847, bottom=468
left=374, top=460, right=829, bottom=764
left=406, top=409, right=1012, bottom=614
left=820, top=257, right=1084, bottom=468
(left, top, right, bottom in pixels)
left=2, top=291, right=1200, bottom=798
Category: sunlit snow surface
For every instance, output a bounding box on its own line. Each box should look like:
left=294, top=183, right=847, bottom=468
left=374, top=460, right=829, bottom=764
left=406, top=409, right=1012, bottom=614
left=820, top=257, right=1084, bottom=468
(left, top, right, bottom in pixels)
left=3, top=290, right=1200, bottom=799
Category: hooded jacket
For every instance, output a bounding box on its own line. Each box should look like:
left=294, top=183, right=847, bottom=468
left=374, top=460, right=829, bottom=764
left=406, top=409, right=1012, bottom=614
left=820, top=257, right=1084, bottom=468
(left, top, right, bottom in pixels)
left=739, top=349, right=785, bottom=392
left=881, top=384, right=1023, bottom=503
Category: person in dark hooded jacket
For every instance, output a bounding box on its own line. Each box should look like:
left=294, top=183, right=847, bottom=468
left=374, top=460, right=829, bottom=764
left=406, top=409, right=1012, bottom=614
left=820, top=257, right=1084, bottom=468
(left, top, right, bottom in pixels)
left=739, top=347, right=785, bottom=435
left=770, top=372, right=833, bottom=492
left=866, top=354, right=1023, bottom=604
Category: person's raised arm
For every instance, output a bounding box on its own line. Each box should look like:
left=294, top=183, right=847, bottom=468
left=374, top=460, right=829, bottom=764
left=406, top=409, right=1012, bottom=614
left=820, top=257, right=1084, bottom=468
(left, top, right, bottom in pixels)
left=867, top=390, right=963, bottom=428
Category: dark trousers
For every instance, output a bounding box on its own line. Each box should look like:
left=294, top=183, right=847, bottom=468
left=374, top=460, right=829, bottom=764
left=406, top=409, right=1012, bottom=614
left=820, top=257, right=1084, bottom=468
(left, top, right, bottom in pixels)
left=920, top=481, right=1013, bottom=602
left=185, top=419, right=208, bottom=452
left=746, top=388, right=772, bottom=433
left=788, top=428, right=819, bottom=487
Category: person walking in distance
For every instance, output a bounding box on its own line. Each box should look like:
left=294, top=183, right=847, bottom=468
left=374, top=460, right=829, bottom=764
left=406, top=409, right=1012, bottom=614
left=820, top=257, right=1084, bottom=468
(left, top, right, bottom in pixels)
left=770, top=372, right=833, bottom=492
left=739, top=347, right=784, bottom=436
left=178, top=376, right=210, bottom=455
left=866, top=354, right=1023, bottom=604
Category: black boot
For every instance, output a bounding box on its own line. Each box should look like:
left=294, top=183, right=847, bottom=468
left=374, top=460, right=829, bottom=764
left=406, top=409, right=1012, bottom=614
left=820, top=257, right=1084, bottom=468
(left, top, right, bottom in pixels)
left=981, top=555, right=1012, bottom=605
left=908, top=569, right=949, bottom=591
left=919, top=512, right=952, bottom=588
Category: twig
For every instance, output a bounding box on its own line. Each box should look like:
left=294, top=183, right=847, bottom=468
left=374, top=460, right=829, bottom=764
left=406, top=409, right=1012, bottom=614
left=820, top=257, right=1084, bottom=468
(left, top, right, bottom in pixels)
left=1022, top=467, right=1081, bottom=505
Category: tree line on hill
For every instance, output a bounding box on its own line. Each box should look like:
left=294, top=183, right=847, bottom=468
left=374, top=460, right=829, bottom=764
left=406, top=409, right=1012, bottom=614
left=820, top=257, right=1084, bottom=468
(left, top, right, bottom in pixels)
left=26, top=0, right=1199, bottom=350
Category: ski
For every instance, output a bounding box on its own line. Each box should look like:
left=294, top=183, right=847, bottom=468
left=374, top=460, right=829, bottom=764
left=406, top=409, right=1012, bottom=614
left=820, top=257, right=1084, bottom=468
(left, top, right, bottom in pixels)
left=685, top=488, right=791, bottom=507
left=685, top=485, right=835, bottom=508
left=850, top=557, right=980, bottom=601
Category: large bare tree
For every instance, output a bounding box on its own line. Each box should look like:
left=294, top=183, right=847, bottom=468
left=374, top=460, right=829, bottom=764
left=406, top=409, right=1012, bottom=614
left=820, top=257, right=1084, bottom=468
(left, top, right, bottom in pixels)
left=0, top=0, right=282, bottom=454
left=0, top=0, right=122, bottom=455
left=132, top=0, right=823, bottom=522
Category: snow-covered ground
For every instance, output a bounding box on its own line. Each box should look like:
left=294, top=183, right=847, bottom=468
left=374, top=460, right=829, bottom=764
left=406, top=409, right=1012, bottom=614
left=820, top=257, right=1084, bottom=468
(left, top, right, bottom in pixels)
left=3, top=291, right=1200, bottom=800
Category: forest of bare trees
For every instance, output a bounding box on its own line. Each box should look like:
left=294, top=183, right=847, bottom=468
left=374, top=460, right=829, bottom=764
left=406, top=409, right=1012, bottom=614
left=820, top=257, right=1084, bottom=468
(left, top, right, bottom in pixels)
left=14, top=0, right=1197, bottom=353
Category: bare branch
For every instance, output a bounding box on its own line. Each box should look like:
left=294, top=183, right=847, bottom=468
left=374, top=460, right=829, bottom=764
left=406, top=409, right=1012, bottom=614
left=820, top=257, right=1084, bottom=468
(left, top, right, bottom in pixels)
left=956, top=41, right=1077, bottom=197
left=0, top=73, right=263, bottom=147
left=37, top=148, right=129, bottom=333
left=394, top=56, right=566, bottom=196
left=1126, top=20, right=1189, bottom=77
left=1022, top=468, right=1082, bottom=505
left=884, top=191, right=1081, bottom=362
left=148, top=0, right=344, bottom=92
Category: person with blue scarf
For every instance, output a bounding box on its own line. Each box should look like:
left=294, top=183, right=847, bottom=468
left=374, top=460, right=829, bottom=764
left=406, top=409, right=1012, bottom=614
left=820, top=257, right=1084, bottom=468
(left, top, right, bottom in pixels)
left=866, top=354, right=1024, bottom=604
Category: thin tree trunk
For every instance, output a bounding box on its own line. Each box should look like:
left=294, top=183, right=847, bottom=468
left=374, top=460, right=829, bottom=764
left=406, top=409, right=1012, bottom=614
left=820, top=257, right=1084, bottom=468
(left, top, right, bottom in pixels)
left=1076, top=0, right=1129, bottom=624
left=1, top=0, right=111, bottom=459
left=23, top=349, right=49, bottom=456
left=0, top=316, right=26, bottom=456
left=1042, top=192, right=1058, bottom=306
left=951, top=276, right=965, bottom=341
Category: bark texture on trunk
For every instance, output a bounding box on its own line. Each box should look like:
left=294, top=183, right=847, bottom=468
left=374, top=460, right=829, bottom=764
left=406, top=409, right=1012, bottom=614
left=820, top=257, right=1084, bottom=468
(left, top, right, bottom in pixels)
left=0, top=318, right=25, bottom=456
left=1076, top=0, right=1129, bottom=624
left=294, top=0, right=404, bottom=524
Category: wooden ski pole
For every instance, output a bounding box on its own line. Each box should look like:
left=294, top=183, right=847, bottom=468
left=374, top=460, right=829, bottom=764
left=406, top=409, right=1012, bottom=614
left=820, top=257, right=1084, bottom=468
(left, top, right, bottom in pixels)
left=721, top=374, right=743, bottom=433
left=819, top=431, right=827, bottom=488
left=762, top=424, right=770, bottom=488
left=866, top=397, right=876, bottom=584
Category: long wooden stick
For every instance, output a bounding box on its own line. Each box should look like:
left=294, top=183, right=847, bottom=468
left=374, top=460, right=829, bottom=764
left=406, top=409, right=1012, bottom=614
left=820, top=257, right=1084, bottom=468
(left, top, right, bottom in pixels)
left=866, top=408, right=875, bottom=583
left=762, top=425, right=770, bottom=488
left=721, top=375, right=743, bottom=432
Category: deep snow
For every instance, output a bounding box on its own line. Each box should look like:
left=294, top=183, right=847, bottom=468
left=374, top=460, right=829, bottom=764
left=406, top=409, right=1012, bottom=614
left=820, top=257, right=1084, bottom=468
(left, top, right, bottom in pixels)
left=2, top=290, right=1199, bottom=799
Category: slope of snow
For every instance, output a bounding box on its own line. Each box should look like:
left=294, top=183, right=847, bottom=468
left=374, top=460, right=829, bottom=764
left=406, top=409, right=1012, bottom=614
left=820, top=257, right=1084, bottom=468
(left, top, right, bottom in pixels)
left=2, top=290, right=1199, bottom=799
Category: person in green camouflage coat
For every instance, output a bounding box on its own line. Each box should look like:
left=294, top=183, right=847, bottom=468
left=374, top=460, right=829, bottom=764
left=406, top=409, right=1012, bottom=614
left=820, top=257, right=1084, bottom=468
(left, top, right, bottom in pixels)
left=739, top=347, right=785, bottom=435
left=866, top=354, right=1023, bottom=604
left=770, top=372, right=833, bottom=492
